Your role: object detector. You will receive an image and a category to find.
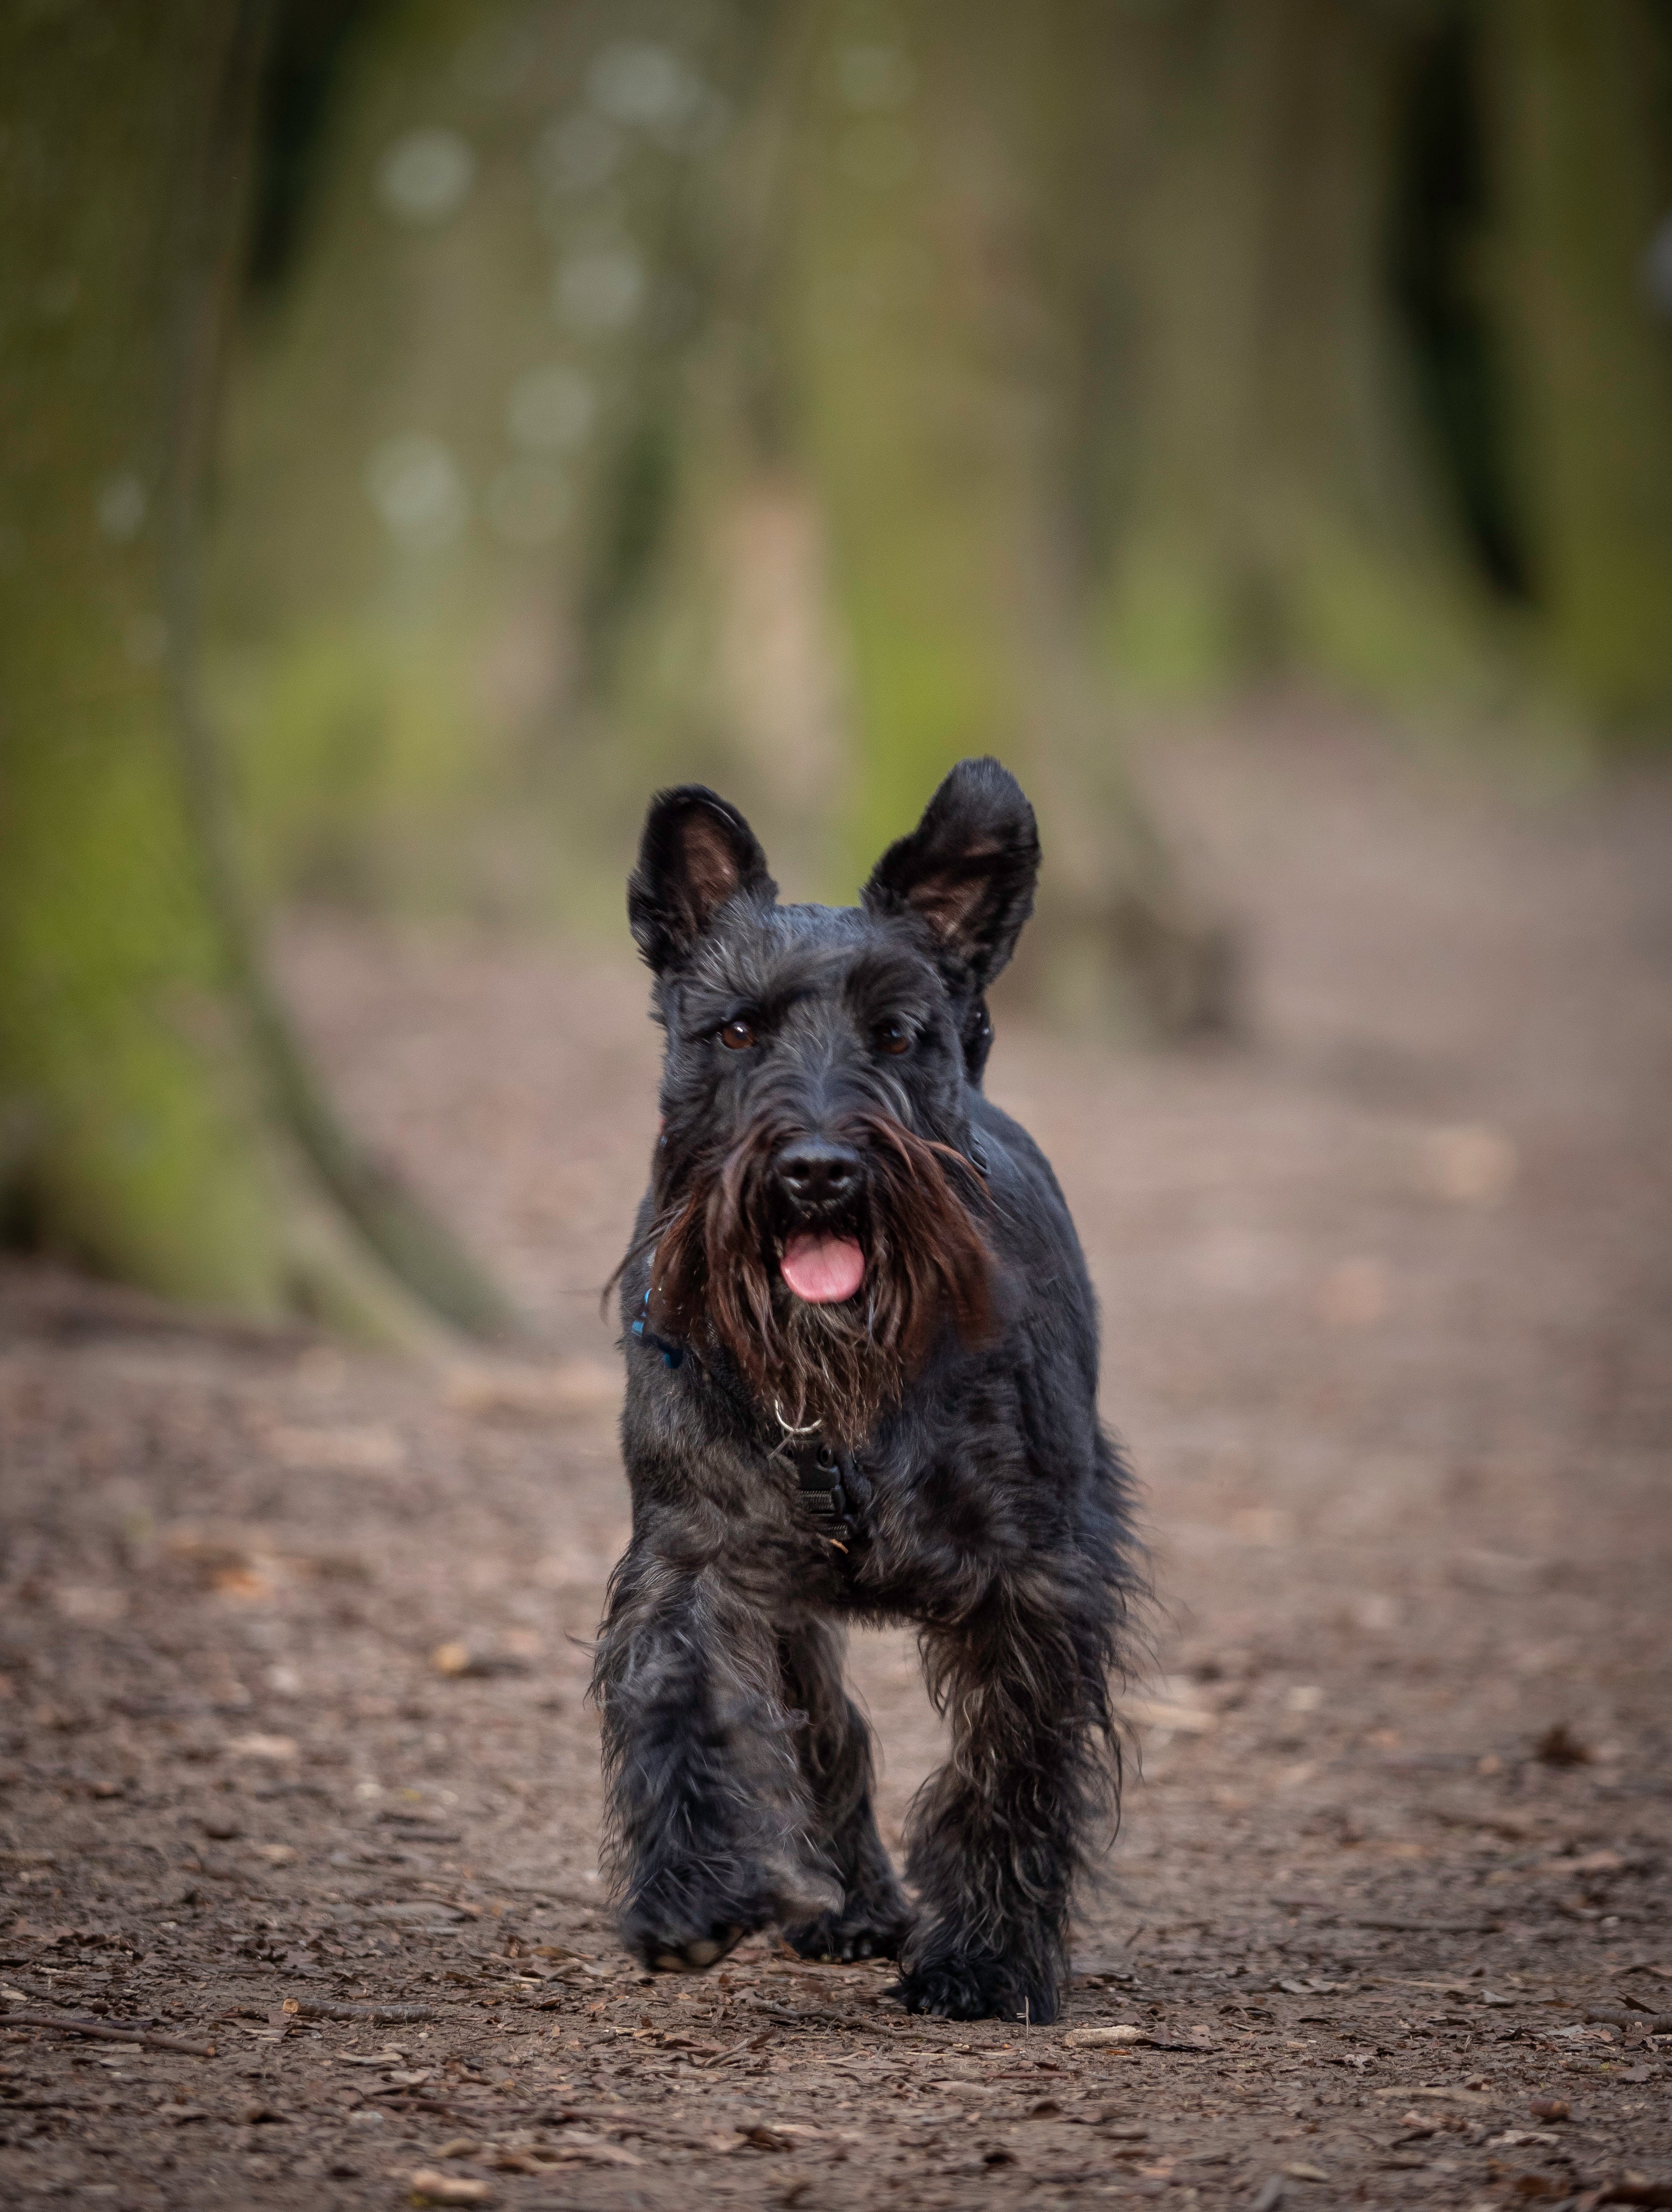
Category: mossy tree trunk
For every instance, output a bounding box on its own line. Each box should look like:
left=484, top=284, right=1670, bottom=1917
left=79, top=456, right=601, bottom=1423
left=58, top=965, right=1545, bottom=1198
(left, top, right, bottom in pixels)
left=1483, top=0, right=1672, bottom=722
left=0, top=0, right=510, bottom=1338
left=1089, top=0, right=1503, bottom=706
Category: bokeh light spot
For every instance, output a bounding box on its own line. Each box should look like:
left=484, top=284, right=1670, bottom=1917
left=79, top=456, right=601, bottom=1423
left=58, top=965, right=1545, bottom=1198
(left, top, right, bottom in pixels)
left=587, top=42, right=702, bottom=133
left=555, top=245, right=645, bottom=333
left=375, top=127, right=476, bottom=225
left=364, top=434, right=468, bottom=550
left=96, top=473, right=147, bottom=543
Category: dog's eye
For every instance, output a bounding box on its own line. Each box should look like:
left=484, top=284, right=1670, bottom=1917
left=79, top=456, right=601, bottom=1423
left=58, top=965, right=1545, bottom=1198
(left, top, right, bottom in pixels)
left=719, top=1018, right=756, bottom=1052
left=873, top=1018, right=912, bottom=1056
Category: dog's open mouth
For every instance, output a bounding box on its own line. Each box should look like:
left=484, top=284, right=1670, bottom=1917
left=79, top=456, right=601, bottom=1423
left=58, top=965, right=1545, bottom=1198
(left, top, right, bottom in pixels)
left=780, top=1232, right=866, bottom=1305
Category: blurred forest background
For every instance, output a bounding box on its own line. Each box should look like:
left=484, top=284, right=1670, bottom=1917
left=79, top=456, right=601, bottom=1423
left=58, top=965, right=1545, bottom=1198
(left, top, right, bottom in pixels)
left=2, top=0, right=1672, bottom=1336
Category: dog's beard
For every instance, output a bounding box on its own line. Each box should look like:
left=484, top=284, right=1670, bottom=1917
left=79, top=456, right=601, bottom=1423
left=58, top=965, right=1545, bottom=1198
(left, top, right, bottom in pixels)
left=647, top=1110, right=993, bottom=1449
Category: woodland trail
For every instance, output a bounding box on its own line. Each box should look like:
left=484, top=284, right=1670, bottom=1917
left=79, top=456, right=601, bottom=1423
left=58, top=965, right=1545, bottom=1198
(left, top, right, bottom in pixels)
left=2, top=721, right=1669, bottom=2211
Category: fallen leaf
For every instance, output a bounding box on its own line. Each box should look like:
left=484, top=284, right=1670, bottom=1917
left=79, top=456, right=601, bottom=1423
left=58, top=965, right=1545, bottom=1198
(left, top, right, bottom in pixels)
left=210, top=1567, right=274, bottom=1601
left=742, top=2124, right=794, bottom=2152
left=1121, top=1698, right=1216, bottom=1734
left=430, top=1643, right=529, bottom=1680
left=225, top=1734, right=298, bottom=1762
left=409, top=2172, right=492, bottom=2207
left=539, top=2142, right=644, bottom=2168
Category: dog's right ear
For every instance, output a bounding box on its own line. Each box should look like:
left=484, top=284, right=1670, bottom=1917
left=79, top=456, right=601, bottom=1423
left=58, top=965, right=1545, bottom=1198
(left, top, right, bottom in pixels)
left=628, top=786, right=776, bottom=973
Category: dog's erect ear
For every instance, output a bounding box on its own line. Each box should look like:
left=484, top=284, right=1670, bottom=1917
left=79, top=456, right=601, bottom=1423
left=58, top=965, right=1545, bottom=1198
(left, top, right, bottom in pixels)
left=628, top=786, right=776, bottom=972
left=862, top=757, right=1039, bottom=990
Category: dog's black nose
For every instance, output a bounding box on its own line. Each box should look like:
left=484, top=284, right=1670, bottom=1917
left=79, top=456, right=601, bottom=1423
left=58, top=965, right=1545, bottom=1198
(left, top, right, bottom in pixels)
left=775, top=1141, right=862, bottom=1209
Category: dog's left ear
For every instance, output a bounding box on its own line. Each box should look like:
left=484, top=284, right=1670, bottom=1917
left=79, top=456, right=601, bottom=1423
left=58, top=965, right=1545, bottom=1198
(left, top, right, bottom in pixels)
left=862, top=757, right=1039, bottom=990
left=629, top=785, right=776, bottom=973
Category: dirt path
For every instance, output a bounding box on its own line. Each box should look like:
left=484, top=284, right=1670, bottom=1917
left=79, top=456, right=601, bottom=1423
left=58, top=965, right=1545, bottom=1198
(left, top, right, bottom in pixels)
left=3, top=723, right=1669, bottom=2211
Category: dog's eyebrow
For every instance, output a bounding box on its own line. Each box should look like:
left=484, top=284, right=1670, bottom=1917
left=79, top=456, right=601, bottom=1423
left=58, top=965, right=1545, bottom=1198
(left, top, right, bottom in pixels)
left=677, top=972, right=825, bottom=1033
left=840, top=948, right=940, bottom=1013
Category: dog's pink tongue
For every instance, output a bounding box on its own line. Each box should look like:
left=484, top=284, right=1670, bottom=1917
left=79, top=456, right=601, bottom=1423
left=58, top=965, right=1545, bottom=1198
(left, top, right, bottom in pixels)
left=781, top=1233, right=866, bottom=1304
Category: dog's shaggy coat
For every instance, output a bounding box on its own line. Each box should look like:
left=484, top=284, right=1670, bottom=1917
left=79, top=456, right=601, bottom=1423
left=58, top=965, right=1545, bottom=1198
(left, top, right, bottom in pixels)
left=592, top=758, right=1137, bottom=2022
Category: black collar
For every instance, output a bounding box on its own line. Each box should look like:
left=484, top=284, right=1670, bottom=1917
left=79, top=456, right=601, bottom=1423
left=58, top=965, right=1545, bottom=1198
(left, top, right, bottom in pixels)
left=632, top=1289, right=868, bottom=1559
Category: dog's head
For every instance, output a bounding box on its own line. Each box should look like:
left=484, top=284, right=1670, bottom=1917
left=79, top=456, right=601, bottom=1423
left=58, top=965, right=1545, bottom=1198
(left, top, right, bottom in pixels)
left=627, top=757, right=1038, bottom=1444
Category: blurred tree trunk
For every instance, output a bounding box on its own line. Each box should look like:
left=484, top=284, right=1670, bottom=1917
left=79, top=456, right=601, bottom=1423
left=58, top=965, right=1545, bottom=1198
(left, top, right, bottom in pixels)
left=1482, top=0, right=1672, bottom=721
left=1089, top=0, right=1502, bottom=704
left=579, top=0, right=1236, bottom=1028
left=780, top=0, right=1235, bottom=1028
left=0, top=0, right=509, bottom=1337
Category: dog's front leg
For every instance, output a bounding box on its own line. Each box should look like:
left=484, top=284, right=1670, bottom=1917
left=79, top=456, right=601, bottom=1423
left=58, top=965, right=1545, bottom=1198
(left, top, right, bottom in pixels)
left=899, top=1587, right=1117, bottom=2024
left=778, top=1620, right=916, bottom=1964
left=592, top=1541, right=841, bottom=1974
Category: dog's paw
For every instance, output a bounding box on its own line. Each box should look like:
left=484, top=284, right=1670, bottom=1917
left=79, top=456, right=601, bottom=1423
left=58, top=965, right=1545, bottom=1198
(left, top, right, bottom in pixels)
left=785, top=1888, right=916, bottom=1964
left=620, top=1855, right=839, bottom=1976
left=647, top=1923, right=749, bottom=1974
left=895, top=1943, right=1059, bottom=2024
left=621, top=1888, right=752, bottom=1976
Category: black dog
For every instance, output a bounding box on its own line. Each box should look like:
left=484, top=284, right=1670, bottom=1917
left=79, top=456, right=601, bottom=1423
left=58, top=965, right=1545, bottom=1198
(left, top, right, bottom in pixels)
left=592, top=758, right=1136, bottom=2023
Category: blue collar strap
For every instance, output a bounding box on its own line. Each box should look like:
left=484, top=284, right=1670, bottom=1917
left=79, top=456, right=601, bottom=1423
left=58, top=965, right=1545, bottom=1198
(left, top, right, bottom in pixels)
left=632, top=1287, right=684, bottom=1369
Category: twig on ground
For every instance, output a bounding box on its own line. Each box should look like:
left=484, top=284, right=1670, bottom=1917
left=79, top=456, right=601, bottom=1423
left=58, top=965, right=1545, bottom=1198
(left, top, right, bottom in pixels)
left=2, top=2008, right=216, bottom=2057
left=282, top=1997, right=437, bottom=2023
left=1353, top=1919, right=1501, bottom=1934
